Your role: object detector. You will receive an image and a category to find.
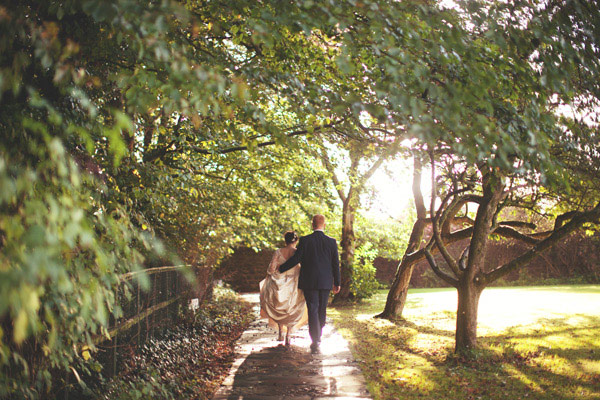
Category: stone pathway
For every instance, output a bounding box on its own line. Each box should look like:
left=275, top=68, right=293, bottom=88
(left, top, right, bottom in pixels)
left=213, top=293, right=372, bottom=400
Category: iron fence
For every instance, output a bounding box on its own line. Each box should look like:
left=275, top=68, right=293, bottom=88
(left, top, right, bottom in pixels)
left=95, top=265, right=196, bottom=377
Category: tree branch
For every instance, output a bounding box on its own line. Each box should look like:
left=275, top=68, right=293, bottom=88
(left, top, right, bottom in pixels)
left=319, top=148, right=347, bottom=203
left=554, top=210, right=579, bottom=230
left=354, top=144, right=396, bottom=191
left=452, top=216, right=475, bottom=226
left=440, top=193, right=480, bottom=234
left=484, top=201, right=600, bottom=284
left=191, top=120, right=344, bottom=155
left=403, top=226, right=474, bottom=266
left=424, top=249, right=459, bottom=287
left=498, top=220, right=537, bottom=230
left=491, top=226, right=540, bottom=245
left=458, top=246, right=469, bottom=271
left=429, top=149, right=462, bottom=278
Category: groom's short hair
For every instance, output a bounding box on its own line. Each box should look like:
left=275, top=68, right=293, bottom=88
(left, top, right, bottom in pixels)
left=312, top=214, right=325, bottom=229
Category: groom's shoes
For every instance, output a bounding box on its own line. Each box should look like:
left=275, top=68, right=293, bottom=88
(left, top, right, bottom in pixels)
left=310, top=342, right=320, bottom=354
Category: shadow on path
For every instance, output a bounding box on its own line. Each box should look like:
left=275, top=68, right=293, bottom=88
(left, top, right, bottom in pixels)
left=213, top=293, right=371, bottom=400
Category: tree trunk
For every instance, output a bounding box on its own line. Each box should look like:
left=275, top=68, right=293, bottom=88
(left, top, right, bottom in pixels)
left=376, top=219, right=425, bottom=318
left=455, top=276, right=483, bottom=352
left=376, top=155, right=425, bottom=319
left=455, top=278, right=483, bottom=351
left=377, top=260, right=413, bottom=319
left=335, top=195, right=356, bottom=301
left=334, top=195, right=356, bottom=302
left=319, top=142, right=393, bottom=303
left=454, top=170, right=504, bottom=353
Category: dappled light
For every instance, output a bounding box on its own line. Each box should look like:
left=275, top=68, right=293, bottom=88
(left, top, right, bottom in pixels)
left=214, top=294, right=370, bottom=398
left=2, top=0, right=599, bottom=397
left=397, top=286, right=600, bottom=335
left=331, top=286, right=600, bottom=399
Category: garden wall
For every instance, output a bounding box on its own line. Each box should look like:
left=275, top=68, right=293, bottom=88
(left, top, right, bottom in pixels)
left=384, top=231, right=600, bottom=288
left=216, top=232, right=600, bottom=292
left=215, top=248, right=275, bottom=292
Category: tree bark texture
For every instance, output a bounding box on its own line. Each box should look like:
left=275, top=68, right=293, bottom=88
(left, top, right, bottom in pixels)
left=455, top=278, right=483, bottom=351
left=453, top=170, right=505, bottom=353
left=377, top=155, right=426, bottom=319
left=336, top=195, right=356, bottom=301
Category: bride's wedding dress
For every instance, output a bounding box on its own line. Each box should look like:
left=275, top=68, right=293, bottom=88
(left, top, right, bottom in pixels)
left=259, top=249, right=307, bottom=334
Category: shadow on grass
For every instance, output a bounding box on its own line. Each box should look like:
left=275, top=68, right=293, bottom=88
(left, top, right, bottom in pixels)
left=485, top=315, right=600, bottom=367
left=333, top=308, right=600, bottom=400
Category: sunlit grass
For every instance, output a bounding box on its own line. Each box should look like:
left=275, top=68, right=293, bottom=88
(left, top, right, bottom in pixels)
left=329, top=286, right=600, bottom=400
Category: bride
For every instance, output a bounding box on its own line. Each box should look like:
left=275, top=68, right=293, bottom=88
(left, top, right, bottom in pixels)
left=259, top=231, right=307, bottom=346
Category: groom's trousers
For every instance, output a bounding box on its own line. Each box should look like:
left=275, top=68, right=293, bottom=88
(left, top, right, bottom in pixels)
left=303, top=289, right=330, bottom=345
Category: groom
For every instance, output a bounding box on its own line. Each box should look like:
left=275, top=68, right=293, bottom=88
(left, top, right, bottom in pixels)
left=279, top=214, right=341, bottom=353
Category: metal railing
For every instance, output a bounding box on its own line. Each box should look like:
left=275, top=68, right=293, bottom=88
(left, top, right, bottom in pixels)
left=95, top=265, right=196, bottom=377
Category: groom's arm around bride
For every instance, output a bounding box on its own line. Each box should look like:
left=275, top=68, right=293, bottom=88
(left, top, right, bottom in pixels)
left=278, top=217, right=340, bottom=293
left=278, top=215, right=340, bottom=351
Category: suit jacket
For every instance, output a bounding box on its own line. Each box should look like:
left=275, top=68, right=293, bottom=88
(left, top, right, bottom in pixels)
left=279, top=230, right=340, bottom=290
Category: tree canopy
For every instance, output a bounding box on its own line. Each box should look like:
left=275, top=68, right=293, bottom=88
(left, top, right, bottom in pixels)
left=1, top=0, right=599, bottom=395
left=376, top=0, right=600, bottom=352
left=0, top=0, right=339, bottom=395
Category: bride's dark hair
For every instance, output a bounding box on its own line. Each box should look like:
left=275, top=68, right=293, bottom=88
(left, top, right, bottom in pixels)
left=284, top=231, right=298, bottom=245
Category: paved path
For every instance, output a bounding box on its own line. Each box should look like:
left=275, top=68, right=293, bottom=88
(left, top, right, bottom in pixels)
left=213, top=293, right=372, bottom=400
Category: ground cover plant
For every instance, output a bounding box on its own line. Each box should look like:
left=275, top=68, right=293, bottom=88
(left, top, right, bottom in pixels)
left=100, top=286, right=253, bottom=399
left=330, top=286, right=600, bottom=400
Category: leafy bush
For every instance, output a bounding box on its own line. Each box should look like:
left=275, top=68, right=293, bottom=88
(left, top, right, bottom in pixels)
left=0, top=138, right=153, bottom=399
left=349, top=243, right=381, bottom=300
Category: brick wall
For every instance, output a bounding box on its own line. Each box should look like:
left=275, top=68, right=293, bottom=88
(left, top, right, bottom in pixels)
left=375, top=231, right=600, bottom=287
left=374, top=257, right=432, bottom=287
left=216, top=248, right=431, bottom=291
left=214, top=247, right=274, bottom=292
left=217, top=232, right=600, bottom=292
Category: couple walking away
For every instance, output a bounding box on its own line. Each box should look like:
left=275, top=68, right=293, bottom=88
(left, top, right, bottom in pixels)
left=259, top=214, right=341, bottom=353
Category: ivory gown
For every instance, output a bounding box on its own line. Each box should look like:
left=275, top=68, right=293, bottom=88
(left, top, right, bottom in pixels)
left=259, top=249, right=308, bottom=333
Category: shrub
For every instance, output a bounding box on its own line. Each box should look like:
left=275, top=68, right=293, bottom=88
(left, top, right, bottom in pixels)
left=349, top=243, right=381, bottom=300
left=0, top=137, right=153, bottom=399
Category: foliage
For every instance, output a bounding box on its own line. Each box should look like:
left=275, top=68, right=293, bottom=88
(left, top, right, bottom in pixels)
left=369, top=0, right=600, bottom=352
left=101, top=285, right=253, bottom=400
left=2, top=0, right=599, bottom=392
left=355, top=213, right=414, bottom=261
left=0, top=0, right=334, bottom=395
left=0, top=115, right=151, bottom=398
left=330, top=287, right=600, bottom=400
left=146, top=144, right=333, bottom=265
left=100, top=371, right=171, bottom=400
left=347, top=243, right=381, bottom=300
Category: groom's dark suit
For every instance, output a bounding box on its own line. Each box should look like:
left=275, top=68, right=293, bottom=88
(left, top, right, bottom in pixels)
left=279, top=230, right=340, bottom=347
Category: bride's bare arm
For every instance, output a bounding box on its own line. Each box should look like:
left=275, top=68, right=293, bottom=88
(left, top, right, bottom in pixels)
left=267, top=250, right=280, bottom=275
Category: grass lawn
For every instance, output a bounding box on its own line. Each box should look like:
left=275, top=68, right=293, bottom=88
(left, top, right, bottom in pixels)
left=329, top=285, right=600, bottom=400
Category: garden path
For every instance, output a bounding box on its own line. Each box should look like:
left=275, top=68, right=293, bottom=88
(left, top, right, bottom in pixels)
left=213, top=293, right=372, bottom=399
